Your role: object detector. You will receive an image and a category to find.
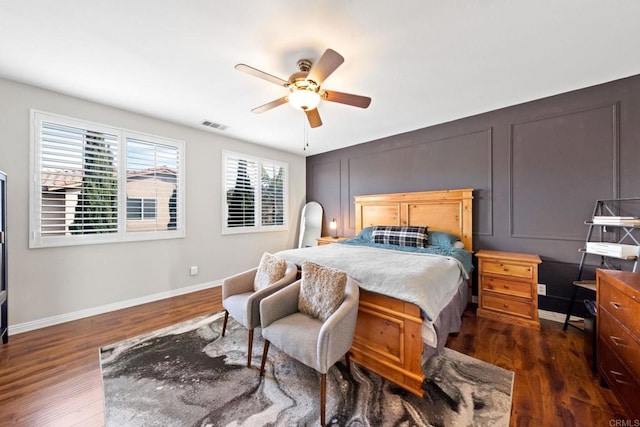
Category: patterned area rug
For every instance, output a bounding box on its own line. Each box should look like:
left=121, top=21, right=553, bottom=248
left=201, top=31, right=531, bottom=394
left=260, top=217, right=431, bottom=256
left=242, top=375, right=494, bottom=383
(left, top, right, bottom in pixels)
left=100, top=312, right=513, bottom=426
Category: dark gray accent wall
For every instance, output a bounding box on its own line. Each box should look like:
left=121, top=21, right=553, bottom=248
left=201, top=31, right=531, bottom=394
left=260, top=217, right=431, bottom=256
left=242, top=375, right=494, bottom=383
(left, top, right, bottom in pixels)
left=306, top=74, right=640, bottom=315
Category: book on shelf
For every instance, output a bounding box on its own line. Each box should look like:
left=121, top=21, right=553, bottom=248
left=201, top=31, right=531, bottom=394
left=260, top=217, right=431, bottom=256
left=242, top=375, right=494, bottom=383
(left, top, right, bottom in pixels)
left=585, top=242, right=640, bottom=258
left=592, top=215, right=640, bottom=226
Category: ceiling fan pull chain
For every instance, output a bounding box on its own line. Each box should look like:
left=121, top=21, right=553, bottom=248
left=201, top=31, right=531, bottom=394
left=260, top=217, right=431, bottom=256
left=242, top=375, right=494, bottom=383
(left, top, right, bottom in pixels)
left=303, top=116, right=309, bottom=151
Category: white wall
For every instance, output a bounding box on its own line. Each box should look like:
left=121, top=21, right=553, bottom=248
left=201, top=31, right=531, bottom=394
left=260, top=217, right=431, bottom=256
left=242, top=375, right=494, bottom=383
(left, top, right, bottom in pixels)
left=0, top=78, right=306, bottom=330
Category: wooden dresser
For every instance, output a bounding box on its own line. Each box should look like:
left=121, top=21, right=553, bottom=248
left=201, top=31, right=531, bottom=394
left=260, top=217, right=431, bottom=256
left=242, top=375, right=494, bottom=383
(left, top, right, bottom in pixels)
left=596, top=269, right=640, bottom=420
left=476, top=250, right=542, bottom=328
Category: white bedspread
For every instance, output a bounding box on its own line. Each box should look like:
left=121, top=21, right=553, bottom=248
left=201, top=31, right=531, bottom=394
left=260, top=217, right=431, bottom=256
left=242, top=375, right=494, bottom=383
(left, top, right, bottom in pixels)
left=276, top=244, right=467, bottom=324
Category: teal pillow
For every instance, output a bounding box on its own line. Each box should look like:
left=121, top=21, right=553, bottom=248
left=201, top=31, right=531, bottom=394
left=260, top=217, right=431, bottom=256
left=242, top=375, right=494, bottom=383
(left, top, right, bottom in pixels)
left=428, top=231, right=461, bottom=247
left=357, top=226, right=374, bottom=242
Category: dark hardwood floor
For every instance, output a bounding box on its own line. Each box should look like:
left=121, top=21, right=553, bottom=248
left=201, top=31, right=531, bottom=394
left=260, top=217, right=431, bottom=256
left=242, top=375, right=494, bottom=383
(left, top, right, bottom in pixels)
left=0, top=287, right=628, bottom=426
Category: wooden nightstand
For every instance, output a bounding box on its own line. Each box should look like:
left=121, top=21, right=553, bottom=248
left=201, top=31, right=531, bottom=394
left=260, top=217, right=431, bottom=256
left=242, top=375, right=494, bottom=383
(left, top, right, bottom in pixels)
left=476, top=250, right=542, bottom=329
left=316, top=236, right=348, bottom=246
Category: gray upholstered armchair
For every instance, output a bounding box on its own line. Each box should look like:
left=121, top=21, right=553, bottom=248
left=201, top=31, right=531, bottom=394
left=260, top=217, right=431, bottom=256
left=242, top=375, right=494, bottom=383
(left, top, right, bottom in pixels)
left=259, top=275, right=360, bottom=426
left=221, top=257, right=297, bottom=368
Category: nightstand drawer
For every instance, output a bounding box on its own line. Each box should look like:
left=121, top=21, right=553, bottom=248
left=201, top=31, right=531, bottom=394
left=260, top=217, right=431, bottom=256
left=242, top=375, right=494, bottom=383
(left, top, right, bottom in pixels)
left=482, top=293, right=534, bottom=319
left=481, top=276, right=532, bottom=299
left=476, top=250, right=541, bottom=328
left=482, top=260, right=533, bottom=279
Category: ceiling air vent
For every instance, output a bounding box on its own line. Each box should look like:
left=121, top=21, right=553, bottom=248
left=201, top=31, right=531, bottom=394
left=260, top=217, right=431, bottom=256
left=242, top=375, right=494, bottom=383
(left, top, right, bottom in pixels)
left=201, top=120, right=229, bottom=131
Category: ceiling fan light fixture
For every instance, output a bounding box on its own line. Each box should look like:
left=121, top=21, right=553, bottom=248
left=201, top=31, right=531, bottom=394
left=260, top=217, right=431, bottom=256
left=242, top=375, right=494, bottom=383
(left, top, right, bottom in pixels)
left=236, top=48, right=370, bottom=128
left=288, top=88, right=321, bottom=111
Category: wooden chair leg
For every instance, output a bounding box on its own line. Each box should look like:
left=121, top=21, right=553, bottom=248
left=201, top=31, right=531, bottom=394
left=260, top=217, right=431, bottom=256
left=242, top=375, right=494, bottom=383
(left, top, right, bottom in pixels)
left=259, top=340, right=270, bottom=377
left=222, top=310, right=229, bottom=337
left=320, top=373, right=326, bottom=426
left=247, top=329, right=254, bottom=368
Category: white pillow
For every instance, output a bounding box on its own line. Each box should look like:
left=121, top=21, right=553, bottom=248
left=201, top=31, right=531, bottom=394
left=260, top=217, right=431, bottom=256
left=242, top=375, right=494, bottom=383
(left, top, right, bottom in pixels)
left=253, top=252, right=288, bottom=291
left=298, top=261, right=347, bottom=322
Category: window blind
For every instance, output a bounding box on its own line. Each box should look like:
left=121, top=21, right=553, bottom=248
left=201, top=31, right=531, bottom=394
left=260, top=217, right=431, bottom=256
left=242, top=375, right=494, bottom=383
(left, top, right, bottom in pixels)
left=126, top=137, right=180, bottom=232
left=224, top=152, right=258, bottom=228
left=223, top=151, right=288, bottom=234
left=261, top=161, right=286, bottom=226
left=40, top=121, right=119, bottom=236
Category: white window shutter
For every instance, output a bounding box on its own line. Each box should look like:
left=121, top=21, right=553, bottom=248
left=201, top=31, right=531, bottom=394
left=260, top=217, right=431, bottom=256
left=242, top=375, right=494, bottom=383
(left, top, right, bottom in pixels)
left=30, top=111, right=185, bottom=248
left=222, top=151, right=288, bottom=234
left=40, top=120, right=119, bottom=238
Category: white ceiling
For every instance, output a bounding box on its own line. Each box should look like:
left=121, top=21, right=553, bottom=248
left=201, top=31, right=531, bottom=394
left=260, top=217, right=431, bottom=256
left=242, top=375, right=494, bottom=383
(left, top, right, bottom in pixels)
left=1, top=1, right=639, bottom=156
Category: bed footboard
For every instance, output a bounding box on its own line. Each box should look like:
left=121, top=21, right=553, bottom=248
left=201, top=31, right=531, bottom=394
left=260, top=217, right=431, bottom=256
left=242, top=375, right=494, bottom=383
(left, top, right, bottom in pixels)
left=350, top=289, right=425, bottom=397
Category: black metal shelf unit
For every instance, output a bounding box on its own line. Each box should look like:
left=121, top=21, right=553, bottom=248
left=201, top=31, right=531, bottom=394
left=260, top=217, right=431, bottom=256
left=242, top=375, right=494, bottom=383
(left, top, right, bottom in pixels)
left=563, top=197, right=640, bottom=331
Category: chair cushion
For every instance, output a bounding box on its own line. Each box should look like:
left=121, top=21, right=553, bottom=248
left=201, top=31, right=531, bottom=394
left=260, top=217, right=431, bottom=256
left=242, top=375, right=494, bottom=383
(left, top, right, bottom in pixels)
left=298, top=261, right=347, bottom=322
left=223, top=292, right=252, bottom=328
left=254, top=252, right=288, bottom=291
left=262, top=312, right=323, bottom=371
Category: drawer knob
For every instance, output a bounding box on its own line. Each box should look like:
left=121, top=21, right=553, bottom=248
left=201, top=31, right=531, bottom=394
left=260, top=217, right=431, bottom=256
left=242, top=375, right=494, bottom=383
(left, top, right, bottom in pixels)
left=502, top=303, right=509, bottom=308
left=503, top=284, right=510, bottom=289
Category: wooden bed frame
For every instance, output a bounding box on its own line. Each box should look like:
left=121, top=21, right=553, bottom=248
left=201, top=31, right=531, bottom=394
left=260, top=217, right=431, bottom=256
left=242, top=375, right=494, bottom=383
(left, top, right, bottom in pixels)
left=349, top=188, right=473, bottom=396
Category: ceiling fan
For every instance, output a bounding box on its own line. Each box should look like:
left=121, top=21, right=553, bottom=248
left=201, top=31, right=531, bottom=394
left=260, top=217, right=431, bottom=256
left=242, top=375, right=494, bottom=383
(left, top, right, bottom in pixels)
left=235, top=49, right=371, bottom=128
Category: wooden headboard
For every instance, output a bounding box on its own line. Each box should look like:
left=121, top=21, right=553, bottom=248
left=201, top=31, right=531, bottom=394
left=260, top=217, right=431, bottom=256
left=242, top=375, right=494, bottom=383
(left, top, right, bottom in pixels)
left=354, top=188, right=474, bottom=251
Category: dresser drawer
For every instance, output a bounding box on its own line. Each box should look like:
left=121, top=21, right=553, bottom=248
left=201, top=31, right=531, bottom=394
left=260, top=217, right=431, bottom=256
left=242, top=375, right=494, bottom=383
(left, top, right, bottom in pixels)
left=599, top=309, right=640, bottom=381
left=481, top=276, right=532, bottom=299
left=599, top=279, right=640, bottom=335
left=481, top=293, right=534, bottom=319
left=598, top=339, right=640, bottom=420
left=481, top=260, right=533, bottom=279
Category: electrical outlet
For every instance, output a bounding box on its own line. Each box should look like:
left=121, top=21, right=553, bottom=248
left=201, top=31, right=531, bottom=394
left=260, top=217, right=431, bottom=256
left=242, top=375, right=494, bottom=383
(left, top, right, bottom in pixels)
left=537, top=283, right=546, bottom=296
left=190, top=266, right=199, bottom=276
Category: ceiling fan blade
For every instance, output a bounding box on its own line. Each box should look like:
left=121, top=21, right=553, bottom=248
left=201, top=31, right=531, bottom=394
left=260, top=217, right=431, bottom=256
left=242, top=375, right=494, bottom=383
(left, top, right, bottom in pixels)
left=307, top=49, right=344, bottom=85
left=324, top=90, right=372, bottom=109
left=305, top=108, right=322, bottom=128
left=251, top=97, right=288, bottom=114
left=235, top=64, right=289, bottom=87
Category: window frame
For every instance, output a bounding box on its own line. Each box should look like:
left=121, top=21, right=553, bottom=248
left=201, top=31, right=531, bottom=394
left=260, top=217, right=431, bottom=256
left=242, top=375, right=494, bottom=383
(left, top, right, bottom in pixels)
left=29, top=110, right=186, bottom=248
left=222, top=150, right=288, bottom=235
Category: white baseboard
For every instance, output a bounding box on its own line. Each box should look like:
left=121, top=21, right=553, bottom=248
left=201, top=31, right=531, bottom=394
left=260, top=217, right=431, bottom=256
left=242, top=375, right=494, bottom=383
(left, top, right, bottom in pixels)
left=538, top=309, right=583, bottom=324
left=9, top=280, right=222, bottom=335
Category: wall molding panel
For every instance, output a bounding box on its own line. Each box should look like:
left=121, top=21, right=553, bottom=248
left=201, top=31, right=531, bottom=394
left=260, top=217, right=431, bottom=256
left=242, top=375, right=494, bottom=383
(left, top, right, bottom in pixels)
left=342, top=128, right=493, bottom=236
left=508, top=102, right=619, bottom=241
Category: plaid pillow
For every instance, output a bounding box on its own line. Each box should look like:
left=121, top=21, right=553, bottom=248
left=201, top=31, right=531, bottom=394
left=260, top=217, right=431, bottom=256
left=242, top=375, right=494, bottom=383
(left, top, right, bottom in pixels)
left=372, top=225, right=428, bottom=247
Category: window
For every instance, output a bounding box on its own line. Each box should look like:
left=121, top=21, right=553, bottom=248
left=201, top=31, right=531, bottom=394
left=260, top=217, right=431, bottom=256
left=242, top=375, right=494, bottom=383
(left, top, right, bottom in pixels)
left=222, top=151, right=288, bottom=234
left=30, top=110, right=185, bottom=248
left=126, top=197, right=157, bottom=221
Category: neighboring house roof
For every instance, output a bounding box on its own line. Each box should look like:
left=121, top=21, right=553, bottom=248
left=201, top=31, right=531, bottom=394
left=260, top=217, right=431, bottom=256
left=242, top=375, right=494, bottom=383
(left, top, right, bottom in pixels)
left=127, top=167, right=177, bottom=180
left=42, top=170, right=83, bottom=191
left=42, top=167, right=177, bottom=191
